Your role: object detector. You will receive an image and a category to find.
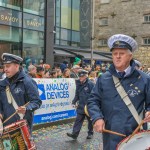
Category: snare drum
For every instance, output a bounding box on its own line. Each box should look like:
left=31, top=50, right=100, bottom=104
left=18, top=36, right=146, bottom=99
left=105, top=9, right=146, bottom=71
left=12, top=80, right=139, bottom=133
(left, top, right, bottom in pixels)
left=116, top=130, right=150, bottom=150
left=0, top=120, right=36, bottom=150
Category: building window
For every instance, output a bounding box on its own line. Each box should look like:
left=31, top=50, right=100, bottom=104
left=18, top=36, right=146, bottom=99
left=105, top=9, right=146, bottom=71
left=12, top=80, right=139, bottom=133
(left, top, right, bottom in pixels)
left=99, top=18, right=108, bottom=26
left=143, top=37, right=150, bottom=45
left=143, top=15, right=150, bottom=23
left=98, top=39, right=107, bottom=46
left=100, top=0, right=110, bottom=4
left=54, top=0, right=80, bottom=47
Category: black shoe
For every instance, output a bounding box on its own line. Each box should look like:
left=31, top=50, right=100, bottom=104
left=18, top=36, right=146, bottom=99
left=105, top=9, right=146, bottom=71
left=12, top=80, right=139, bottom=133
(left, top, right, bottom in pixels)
left=86, top=134, right=93, bottom=139
left=67, top=133, right=77, bottom=140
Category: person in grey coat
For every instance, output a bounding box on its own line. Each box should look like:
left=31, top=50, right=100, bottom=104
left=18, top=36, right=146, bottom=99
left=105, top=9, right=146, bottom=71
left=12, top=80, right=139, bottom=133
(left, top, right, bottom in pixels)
left=0, top=53, right=42, bottom=132
left=67, top=70, right=95, bottom=139
left=87, top=34, right=150, bottom=150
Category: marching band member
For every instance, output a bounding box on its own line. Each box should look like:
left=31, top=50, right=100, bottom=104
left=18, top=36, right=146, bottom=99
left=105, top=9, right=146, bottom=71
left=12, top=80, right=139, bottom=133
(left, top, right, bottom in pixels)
left=0, top=53, right=42, bottom=132
left=87, top=34, right=150, bottom=150
left=67, top=70, right=95, bottom=139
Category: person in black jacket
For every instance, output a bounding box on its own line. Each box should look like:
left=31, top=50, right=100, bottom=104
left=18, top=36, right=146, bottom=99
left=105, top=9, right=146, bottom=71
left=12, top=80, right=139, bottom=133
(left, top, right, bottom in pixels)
left=67, top=70, right=95, bottom=139
left=0, top=53, right=42, bottom=132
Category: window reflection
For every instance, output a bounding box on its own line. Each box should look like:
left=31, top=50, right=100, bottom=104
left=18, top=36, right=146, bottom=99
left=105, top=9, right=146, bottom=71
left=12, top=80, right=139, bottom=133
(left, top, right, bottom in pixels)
left=23, top=13, right=44, bottom=31
left=0, top=25, right=21, bottom=42
left=0, top=0, right=22, bottom=10
left=23, top=0, right=45, bottom=16
left=23, top=29, right=44, bottom=65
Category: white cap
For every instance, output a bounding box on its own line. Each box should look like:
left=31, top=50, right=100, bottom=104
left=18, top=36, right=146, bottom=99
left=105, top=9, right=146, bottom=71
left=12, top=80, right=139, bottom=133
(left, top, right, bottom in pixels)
left=108, top=34, right=138, bottom=52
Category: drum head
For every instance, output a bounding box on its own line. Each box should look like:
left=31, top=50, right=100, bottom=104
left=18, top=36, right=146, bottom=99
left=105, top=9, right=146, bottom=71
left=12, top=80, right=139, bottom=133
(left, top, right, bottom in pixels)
left=117, top=131, right=150, bottom=150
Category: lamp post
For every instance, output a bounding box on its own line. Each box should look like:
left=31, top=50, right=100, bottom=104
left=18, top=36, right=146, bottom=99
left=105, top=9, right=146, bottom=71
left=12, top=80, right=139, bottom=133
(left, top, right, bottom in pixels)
left=91, top=0, right=95, bottom=67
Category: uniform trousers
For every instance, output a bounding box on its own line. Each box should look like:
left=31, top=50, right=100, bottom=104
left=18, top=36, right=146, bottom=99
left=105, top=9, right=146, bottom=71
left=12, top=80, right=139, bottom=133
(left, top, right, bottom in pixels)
left=73, top=113, right=93, bottom=136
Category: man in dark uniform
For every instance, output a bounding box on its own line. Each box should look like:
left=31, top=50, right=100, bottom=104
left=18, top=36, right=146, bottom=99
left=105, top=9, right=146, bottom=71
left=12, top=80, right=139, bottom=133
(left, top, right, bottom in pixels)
left=0, top=53, right=42, bottom=132
left=67, top=70, right=95, bottom=139
left=87, top=34, right=150, bottom=150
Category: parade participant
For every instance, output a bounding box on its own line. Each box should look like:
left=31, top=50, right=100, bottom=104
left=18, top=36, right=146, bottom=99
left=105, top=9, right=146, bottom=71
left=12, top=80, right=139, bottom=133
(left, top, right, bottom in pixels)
left=87, top=34, right=150, bottom=150
left=0, top=53, right=42, bottom=132
left=67, top=70, right=95, bottom=139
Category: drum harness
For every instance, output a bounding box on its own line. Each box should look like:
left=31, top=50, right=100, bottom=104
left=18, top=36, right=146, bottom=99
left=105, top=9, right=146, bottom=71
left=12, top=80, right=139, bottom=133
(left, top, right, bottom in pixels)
left=112, top=75, right=143, bottom=129
left=6, top=86, right=24, bottom=120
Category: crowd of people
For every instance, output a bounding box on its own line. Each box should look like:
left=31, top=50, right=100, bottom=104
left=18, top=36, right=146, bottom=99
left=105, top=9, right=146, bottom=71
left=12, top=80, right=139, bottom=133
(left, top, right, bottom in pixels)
left=0, top=56, right=112, bottom=84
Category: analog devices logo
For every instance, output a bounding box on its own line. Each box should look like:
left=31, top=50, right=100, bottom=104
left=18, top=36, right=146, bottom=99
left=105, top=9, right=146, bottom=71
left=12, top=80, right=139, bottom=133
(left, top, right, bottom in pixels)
left=37, top=84, right=46, bottom=100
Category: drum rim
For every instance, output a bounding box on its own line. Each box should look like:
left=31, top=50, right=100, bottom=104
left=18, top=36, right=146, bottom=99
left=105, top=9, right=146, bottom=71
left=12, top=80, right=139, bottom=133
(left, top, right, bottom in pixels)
left=4, top=119, right=27, bottom=130
left=116, top=130, right=150, bottom=149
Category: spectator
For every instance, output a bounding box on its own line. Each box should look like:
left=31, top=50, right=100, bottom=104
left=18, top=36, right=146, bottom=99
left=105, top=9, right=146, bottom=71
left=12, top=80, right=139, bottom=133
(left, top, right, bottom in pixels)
left=89, top=71, right=97, bottom=83
left=57, top=69, right=62, bottom=78
left=43, top=70, right=50, bottom=78
left=50, top=70, right=57, bottom=78
left=73, top=57, right=81, bottom=66
left=0, top=64, right=5, bottom=80
left=36, top=66, right=44, bottom=78
left=63, top=68, right=70, bottom=78
left=60, top=60, right=68, bottom=73
left=70, top=65, right=82, bottom=78
left=28, top=65, right=37, bottom=78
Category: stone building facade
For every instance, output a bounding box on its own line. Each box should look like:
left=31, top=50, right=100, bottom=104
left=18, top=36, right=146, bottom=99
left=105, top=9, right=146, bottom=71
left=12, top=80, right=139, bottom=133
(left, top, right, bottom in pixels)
left=94, top=0, right=150, bottom=67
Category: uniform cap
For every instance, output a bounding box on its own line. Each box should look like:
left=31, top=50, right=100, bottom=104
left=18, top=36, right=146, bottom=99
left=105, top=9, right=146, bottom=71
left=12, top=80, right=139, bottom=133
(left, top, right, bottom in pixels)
left=108, top=34, right=138, bottom=52
left=1, top=53, right=23, bottom=64
left=78, top=70, right=88, bottom=77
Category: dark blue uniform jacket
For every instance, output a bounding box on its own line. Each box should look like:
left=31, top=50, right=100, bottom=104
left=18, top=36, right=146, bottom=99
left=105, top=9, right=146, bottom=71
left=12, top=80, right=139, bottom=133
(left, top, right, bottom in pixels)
left=87, top=61, right=150, bottom=150
left=72, top=78, right=95, bottom=114
left=0, top=70, right=42, bottom=130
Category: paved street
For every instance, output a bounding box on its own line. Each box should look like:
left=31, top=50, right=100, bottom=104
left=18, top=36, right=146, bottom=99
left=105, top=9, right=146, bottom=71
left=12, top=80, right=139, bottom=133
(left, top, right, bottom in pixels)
left=33, top=121, right=103, bottom=150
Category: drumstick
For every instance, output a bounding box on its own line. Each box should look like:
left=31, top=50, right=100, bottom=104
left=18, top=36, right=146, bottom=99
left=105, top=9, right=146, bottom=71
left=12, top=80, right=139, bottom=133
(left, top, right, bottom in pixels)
left=126, top=120, right=144, bottom=143
left=3, top=102, right=30, bottom=124
left=103, top=129, right=126, bottom=137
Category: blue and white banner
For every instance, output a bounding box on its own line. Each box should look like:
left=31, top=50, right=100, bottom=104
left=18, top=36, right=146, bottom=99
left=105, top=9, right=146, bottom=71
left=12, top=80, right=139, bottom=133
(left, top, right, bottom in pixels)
left=33, top=78, right=76, bottom=124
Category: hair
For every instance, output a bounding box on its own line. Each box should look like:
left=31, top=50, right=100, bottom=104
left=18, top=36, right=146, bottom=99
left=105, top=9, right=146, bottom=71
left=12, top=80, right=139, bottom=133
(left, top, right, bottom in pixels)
left=28, top=65, right=36, bottom=72
left=127, top=49, right=133, bottom=55
left=36, top=66, right=44, bottom=73
left=63, top=68, right=70, bottom=78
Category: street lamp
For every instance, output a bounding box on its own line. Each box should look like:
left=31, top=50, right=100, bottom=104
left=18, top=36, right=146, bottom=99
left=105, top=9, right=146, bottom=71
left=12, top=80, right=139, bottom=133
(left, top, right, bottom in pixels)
left=91, top=0, right=95, bottom=67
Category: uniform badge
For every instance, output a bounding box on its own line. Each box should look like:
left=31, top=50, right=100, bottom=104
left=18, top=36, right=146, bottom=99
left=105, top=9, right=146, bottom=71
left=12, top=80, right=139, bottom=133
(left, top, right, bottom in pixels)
left=115, top=41, right=120, bottom=45
left=127, top=89, right=138, bottom=97
left=14, top=88, right=22, bottom=94
left=84, top=87, right=88, bottom=91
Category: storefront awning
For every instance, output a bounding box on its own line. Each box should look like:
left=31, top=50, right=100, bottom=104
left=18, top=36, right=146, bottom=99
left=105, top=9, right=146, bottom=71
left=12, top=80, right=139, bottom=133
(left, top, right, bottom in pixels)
left=73, top=51, right=112, bottom=61
left=54, top=49, right=75, bottom=57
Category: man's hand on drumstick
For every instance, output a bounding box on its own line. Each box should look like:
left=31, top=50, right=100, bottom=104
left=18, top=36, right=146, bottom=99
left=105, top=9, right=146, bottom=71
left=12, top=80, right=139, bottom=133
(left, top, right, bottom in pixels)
left=16, top=106, right=26, bottom=115
left=93, top=119, right=105, bottom=132
left=144, top=111, right=150, bottom=123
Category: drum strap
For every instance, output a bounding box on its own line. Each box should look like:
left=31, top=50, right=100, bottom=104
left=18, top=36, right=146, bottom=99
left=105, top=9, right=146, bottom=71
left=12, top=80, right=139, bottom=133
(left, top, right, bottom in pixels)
left=112, top=76, right=143, bottom=129
left=6, top=86, right=24, bottom=119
